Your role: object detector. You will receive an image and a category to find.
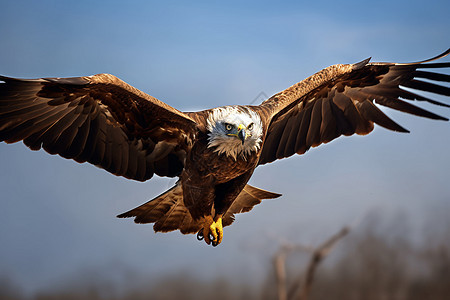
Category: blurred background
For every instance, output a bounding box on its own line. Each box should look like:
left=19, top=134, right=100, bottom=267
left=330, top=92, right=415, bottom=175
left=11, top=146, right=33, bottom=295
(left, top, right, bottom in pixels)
left=0, top=1, right=449, bottom=299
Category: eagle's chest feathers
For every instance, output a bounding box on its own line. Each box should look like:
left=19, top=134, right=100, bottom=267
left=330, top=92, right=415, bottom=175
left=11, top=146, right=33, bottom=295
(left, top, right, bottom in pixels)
left=207, top=147, right=259, bottom=183
left=188, top=139, right=259, bottom=184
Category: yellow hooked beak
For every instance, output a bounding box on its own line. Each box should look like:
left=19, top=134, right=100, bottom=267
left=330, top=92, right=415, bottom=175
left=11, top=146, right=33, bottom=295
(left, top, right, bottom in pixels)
left=227, top=124, right=249, bottom=144
left=237, top=124, right=246, bottom=144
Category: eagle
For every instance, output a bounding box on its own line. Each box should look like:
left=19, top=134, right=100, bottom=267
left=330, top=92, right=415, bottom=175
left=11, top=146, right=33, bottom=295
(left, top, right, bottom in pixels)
left=0, top=50, right=449, bottom=246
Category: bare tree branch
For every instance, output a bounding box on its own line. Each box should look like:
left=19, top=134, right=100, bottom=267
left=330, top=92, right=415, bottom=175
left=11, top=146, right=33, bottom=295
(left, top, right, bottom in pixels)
left=283, top=227, right=350, bottom=300
left=274, top=249, right=288, bottom=300
left=273, top=243, right=316, bottom=300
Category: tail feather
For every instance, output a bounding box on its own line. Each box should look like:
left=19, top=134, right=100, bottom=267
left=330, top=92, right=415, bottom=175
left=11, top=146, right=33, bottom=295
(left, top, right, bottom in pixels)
left=117, top=182, right=201, bottom=234
left=117, top=183, right=281, bottom=234
left=117, top=184, right=179, bottom=224
left=223, top=184, right=281, bottom=227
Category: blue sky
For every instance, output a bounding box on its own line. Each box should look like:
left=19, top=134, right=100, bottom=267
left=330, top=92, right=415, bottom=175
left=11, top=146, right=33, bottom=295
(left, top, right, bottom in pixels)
left=0, top=0, right=449, bottom=295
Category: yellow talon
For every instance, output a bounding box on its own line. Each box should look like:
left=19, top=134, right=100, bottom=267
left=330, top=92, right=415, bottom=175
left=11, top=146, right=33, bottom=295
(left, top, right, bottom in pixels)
left=210, top=216, right=223, bottom=246
left=199, top=215, right=223, bottom=246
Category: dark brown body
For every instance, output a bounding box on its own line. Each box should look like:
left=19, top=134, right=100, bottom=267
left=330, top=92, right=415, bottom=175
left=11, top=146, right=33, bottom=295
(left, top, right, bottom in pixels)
left=181, top=131, right=260, bottom=220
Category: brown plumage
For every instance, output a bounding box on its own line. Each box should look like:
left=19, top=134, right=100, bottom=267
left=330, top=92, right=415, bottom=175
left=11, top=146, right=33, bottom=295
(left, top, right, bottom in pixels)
left=1, top=49, right=449, bottom=246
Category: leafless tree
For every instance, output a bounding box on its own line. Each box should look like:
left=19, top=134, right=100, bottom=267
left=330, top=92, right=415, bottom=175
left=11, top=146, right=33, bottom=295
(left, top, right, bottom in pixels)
left=273, top=227, right=350, bottom=300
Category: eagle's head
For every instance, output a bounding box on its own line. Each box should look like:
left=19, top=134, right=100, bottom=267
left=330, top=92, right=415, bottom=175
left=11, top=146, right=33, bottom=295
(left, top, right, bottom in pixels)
left=206, top=106, right=263, bottom=160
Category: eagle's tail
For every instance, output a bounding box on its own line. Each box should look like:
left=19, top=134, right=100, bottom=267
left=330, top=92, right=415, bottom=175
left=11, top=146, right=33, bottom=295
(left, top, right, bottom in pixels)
left=222, top=185, right=281, bottom=227
left=117, top=181, right=201, bottom=234
left=117, top=183, right=281, bottom=235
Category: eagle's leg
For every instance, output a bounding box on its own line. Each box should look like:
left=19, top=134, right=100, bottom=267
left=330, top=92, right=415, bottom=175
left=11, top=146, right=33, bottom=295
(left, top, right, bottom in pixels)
left=197, top=215, right=223, bottom=247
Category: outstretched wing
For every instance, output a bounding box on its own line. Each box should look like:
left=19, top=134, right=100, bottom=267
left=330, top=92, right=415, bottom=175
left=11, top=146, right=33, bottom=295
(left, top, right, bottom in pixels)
left=258, top=49, right=450, bottom=165
left=0, top=74, right=198, bottom=181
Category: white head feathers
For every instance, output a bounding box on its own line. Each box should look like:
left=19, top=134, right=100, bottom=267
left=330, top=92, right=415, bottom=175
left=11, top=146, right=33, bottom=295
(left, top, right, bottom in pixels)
left=206, top=106, right=263, bottom=160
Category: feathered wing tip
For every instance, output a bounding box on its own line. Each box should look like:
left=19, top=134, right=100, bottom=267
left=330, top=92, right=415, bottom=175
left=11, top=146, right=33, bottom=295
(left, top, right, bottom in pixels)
left=117, top=183, right=281, bottom=234
left=371, top=49, right=450, bottom=123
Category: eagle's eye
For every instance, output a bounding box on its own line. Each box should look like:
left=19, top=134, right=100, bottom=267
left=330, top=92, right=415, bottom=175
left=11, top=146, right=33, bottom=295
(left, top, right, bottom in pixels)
left=247, top=123, right=254, bottom=130
left=225, top=123, right=233, bottom=131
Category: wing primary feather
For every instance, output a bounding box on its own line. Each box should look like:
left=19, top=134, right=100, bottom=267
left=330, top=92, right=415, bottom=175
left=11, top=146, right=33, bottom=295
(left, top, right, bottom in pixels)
left=51, top=108, right=90, bottom=156
left=415, top=62, right=450, bottom=69
left=40, top=107, right=82, bottom=153
left=375, top=98, right=448, bottom=121
left=20, top=105, right=73, bottom=148
left=265, top=118, right=287, bottom=161
left=93, top=114, right=107, bottom=166
left=401, top=79, right=450, bottom=96
left=0, top=105, right=60, bottom=142
left=305, top=98, right=323, bottom=147
left=78, top=113, right=98, bottom=162
left=357, top=100, right=409, bottom=133
left=329, top=100, right=354, bottom=136
left=275, top=114, right=298, bottom=159
left=320, top=98, right=338, bottom=143
left=294, top=105, right=313, bottom=154
left=414, top=70, right=450, bottom=82
left=398, top=88, right=450, bottom=108
left=70, top=113, right=92, bottom=160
